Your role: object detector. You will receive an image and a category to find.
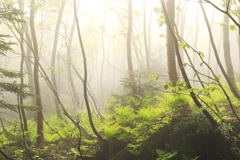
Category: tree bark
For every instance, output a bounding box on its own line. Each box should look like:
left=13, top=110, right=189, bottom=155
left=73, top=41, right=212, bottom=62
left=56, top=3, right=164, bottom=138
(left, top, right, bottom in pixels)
left=66, top=20, right=81, bottom=110
left=166, top=0, right=178, bottom=86
left=143, top=0, right=150, bottom=74
left=161, top=0, right=218, bottom=128
left=127, top=0, right=136, bottom=94
left=74, top=0, right=105, bottom=142
left=51, top=0, right=66, bottom=117
left=16, top=0, right=28, bottom=132
left=30, top=0, right=44, bottom=147
left=200, top=2, right=240, bottom=99
left=193, top=5, right=200, bottom=84
left=223, top=11, right=238, bottom=93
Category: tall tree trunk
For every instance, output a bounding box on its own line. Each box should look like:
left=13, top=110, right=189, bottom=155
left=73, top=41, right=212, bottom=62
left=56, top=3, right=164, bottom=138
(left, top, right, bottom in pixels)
left=166, top=0, right=178, bottom=86
left=193, top=5, right=200, bottom=85
left=100, top=9, right=107, bottom=104
left=17, top=0, right=28, bottom=131
left=148, top=2, right=152, bottom=72
left=19, top=32, right=28, bottom=133
left=207, top=0, right=216, bottom=82
left=223, top=11, right=238, bottom=93
left=200, top=2, right=240, bottom=99
left=30, top=0, right=44, bottom=147
left=127, top=0, right=136, bottom=94
left=66, top=0, right=81, bottom=109
left=74, top=0, right=105, bottom=142
left=161, top=0, right=218, bottom=128
left=51, top=0, right=66, bottom=117
left=143, top=0, right=150, bottom=74
left=178, top=1, right=188, bottom=71
left=25, top=27, right=37, bottom=120
left=17, top=0, right=36, bottom=120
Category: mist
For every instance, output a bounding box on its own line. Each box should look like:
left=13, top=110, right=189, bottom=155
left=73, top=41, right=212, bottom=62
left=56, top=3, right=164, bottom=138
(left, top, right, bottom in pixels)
left=1, top=0, right=240, bottom=159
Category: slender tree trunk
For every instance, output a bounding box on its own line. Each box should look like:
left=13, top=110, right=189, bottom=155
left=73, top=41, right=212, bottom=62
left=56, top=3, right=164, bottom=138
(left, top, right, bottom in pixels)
left=66, top=23, right=80, bottom=109
left=148, top=2, right=152, bottom=72
left=161, top=0, right=218, bottom=128
left=25, top=27, right=37, bottom=120
left=19, top=36, right=28, bottom=132
left=179, top=1, right=188, bottom=68
left=207, top=0, right=216, bottom=82
left=17, top=0, right=36, bottom=120
left=223, top=11, right=238, bottom=92
left=51, top=0, right=66, bottom=117
left=193, top=5, right=200, bottom=84
left=30, top=0, right=44, bottom=147
left=143, top=0, right=150, bottom=74
left=127, top=0, right=136, bottom=94
left=17, top=0, right=28, bottom=131
left=100, top=10, right=106, bottom=104
left=166, top=0, right=178, bottom=86
left=74, top=0, right=105, bottom=142
left=200, top=2, right=240, bottom=99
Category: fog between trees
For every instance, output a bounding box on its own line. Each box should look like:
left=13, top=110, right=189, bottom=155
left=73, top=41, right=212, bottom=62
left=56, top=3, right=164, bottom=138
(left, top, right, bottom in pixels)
left=1, top=0, right=240, bottom=159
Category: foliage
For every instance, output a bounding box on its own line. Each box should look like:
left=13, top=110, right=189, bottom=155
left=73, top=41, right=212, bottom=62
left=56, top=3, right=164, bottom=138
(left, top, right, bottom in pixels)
left=109, top=73, right=163, bottom=110
left=0, top=114, right=98, bottom=159
left=0, top=2, right=24, bottom=24
left=156, top=149, right=178, bottom=160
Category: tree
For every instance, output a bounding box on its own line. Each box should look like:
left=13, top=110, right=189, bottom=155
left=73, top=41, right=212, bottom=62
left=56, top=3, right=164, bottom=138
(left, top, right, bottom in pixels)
left=199, top=1, right=240, bottom=100
left=65, top=13, right=81, bottom=110
left=74, top=0, right=105, bottom=142
left=143, top=0, right=150, bottom=74
left=161, top=0, right=218, bottom=127
left=0, top=2, right=34, bottom=158
left=127, top=0, right=136, bottom=94
left=51, top=0, right=66, bottom=117
left=222, top=6, right=239, bottom=95
left=29, top=0, right=44, bottom=147
left=166, top=0, right=178, bottom=86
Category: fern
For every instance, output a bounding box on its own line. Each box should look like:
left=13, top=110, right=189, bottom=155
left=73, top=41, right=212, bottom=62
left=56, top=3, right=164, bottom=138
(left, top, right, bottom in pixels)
left=156, top=149, right=178, bottom=160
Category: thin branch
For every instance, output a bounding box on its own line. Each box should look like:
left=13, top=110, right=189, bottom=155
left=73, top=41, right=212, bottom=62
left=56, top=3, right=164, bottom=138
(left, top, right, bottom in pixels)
left=16, top=94, right=33, bottom=160
left=73, top=0, right=106, bottom=142
left=202, top=0, right=240, bottom=33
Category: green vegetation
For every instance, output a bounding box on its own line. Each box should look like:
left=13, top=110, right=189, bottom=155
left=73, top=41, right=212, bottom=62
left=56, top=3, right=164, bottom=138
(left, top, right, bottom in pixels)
left=1, top=0, right=240, bottom=160
left=1, top=77, right=240, bottom=159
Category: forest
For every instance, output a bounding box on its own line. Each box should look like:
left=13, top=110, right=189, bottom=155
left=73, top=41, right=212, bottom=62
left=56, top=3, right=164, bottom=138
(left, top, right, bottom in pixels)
left=1, top=0, right=240, bottom=159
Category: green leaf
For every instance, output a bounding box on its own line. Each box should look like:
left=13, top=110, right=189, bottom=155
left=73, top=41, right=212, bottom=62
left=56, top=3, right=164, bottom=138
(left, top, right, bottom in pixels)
left=159, top=34, right=166, bottom=38
left=228, top=25, right=236, bottom=31
left=179, top=42, right=185, bottom=49
left=158, top=20, right=164, bottom=27
left=163, top=84, right=168, bottom=90
left=199, top=52, right=204, bottom=58
left=149, top=73, right=159, bottom=80
left=182, top=63, right=187, bottom=68
left=200, top=62, right=204, bottom=66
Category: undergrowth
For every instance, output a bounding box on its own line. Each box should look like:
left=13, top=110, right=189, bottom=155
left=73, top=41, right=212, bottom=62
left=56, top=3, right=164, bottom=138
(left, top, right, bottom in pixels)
left=1, top=79, right=240, bottom=159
